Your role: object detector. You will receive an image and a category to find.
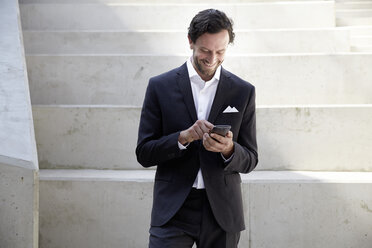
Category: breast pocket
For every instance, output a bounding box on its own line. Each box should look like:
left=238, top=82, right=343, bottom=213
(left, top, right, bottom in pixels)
left=215, top=112, right=242, bottom=128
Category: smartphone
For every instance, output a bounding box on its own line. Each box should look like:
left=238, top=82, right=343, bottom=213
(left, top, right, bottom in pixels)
left=210, top=125, right=231, bottom=137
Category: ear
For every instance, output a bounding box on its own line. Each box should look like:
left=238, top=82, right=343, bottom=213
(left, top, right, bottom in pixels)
left=188, top=35, right=194, bottom=50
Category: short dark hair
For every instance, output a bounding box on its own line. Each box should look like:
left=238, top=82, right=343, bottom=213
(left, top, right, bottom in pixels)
left=188, top=9, right=235, bottom=44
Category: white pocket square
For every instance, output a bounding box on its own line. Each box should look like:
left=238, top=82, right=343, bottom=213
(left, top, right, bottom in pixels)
left=223, top=106, right=239, bottom=113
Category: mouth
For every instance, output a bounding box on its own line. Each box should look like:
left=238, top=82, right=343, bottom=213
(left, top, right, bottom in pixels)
left=203, top=60, right=217, bottom=68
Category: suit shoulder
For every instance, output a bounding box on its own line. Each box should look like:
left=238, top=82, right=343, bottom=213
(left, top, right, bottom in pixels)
left=224, top=69, right=255, bottom=90
left=149, top=64, right=184, bottom=86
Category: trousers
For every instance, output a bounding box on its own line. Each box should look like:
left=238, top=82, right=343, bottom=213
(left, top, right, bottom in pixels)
left=149, top=188, right=240, bottom=248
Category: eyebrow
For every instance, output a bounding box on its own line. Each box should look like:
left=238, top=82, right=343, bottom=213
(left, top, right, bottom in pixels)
left=201, top=47, right=226, bottom=53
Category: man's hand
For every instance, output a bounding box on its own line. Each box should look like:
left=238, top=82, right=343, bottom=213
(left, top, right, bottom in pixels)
left=203, top=131, right=234, bottom=158
left=178, top=120, right=214, bottom=145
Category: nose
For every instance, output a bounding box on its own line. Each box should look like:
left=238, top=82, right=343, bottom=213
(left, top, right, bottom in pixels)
left=207, top=53, right=217, bottom=64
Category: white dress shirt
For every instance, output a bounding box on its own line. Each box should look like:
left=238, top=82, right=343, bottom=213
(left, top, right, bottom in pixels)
left=178, top=57, right=221, bottom=189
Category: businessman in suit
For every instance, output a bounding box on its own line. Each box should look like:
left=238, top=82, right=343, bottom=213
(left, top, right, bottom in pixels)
left=136, top=9, right=258, bottom=248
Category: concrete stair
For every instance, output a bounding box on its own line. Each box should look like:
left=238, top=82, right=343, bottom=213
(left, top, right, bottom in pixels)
left=349, top=26, right=372, bottom=51
left=337, top=13, right=372, bottom=26
left=20, top=2, right=335, bottom=30
left=19, top=0, right=372, bottom=247
left=23, top=29, right=350, bottom=54
left=336, top=0, right=372, bottom=51
left=27, top=54, right=372, bottom=106
left=0, top=1, right=39, bottom=247
left=33, top=105, right=372, bottom=171
left=19, top=0, right=334, bottom=3
left=39, top=169, right=372, bottom=248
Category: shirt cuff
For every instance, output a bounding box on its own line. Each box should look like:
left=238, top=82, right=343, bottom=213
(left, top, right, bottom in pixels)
left=221, top=152, right=234, bottom=163
left=178, top=141, right=189, bottom=150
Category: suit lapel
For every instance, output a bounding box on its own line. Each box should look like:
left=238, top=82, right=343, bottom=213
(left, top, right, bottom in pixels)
left=208, top=67, right=232, bottom=124
left=176, top=63, right=198, bottom=123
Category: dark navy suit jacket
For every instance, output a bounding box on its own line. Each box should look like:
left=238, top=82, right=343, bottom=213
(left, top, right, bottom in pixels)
left=136, top=63, right=258, bottom=233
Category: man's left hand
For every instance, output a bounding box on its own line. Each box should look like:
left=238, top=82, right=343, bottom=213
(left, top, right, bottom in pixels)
left=203, top=131, right=234, bottom=158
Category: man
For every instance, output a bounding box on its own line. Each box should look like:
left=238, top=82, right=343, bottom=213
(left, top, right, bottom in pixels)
left=136, top=9, right=258, bottom=248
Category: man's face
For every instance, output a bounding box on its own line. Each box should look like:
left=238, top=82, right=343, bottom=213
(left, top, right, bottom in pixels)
left=189, top=30, right=229, bottom=81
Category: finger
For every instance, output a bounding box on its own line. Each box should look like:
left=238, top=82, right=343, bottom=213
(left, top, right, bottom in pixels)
left=197, top=120, right=214, bottom=130
left=198, top=120, right=214, bottom=133
left=189, top=129, right=199, bottom=141
left=203, top=120, right=214, bottom=129
left=209, top=133, right=225, bottom=143
left=226, top=131, right=233, bottom=139
left=209, top=133, right=232, bottom=153
left=201, top=123, right=213, bottom=134
left=214, top=131, right=233, bottom=145
left=204, top=133, right=224, bottom=152
left=203, top=133, right=218, bottom=151
left=202, top=133, right=212, bottom=150
left=192, top=124, right=204, bottom=139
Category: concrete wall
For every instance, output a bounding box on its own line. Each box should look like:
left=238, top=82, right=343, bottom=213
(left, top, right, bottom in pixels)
left=20, top=2, right=335, bottom=30
left=0, top=0, right=39, bottom=247
left=32, top=105, right=372, bottom=171
left=0, top=163, right=39, bottom=248
left=22, top=29, right=350, bottom=54
left=26, top=54, right=372, bottom=106
left=39, top=170, right=372, bottom=248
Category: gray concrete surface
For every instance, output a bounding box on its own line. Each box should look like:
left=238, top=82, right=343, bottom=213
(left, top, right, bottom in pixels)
left=0, top=163, right=39, bottom=248
left=26, top=54, right=372, bottom=106
left=19, top=0, right=330, bottom=3
left=32, top=105, right=372, bottom=171
left=246, top=172, right=372, bottom=248
left=19, top=2, right=335, bottom=30
left=32, top=105, right=141, bottom=170
left=0, top=0, right=38, bottom=170
left=39, top=170, right=372, bottom=248
left=15, top=0, right=372, bottom=247
left=23, top=29, right=350, bottom=54
left=0, top=0, right=39, bottom=247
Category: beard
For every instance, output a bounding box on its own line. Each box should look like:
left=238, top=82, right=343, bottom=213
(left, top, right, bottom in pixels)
left=193, top=54, right=223, bottom=80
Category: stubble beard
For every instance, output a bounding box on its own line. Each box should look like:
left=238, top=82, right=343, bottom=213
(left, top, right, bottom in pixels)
left=193, top=55, right=223, bottom=80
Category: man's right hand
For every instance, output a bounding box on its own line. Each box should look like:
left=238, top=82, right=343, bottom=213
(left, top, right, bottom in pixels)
left=178, top=120, right=214, bottom=145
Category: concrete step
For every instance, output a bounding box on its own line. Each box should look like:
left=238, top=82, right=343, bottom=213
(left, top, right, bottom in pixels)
left=20, top=0, right=331, bottom=3
left=336, top=9, right=372, bottom=26
left=349, top=27, right=372, bottom=50
left=23, top=29, right=350, bottom=54
left=336, top=0, right=372, bottom=1
left=351, top=45, right=372, bottom=51
left=32, top=105, right=142, bottom=170
left=349, top=26, right=372, bottom=35
left=337, top=14, right=372, bottom=26
left=20, top=2, right=335, bottom=30
left=27, top=54, right=372, bottom=106
left=33, top=105, right=372, bottom=171
left=336, top=1, right=372, bottom=9
left=39, top=169, right=372, bottom=248
left=338, top=17, right=372, bottom=26
left=257, top=105, right=372, bottom=171
left=351, top=35, right=372, bottom=46
left=337, top=9, right=372, bottom=18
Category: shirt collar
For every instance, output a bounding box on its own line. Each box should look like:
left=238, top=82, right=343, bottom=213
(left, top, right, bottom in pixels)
left=186, top=57, right=221, bottom=82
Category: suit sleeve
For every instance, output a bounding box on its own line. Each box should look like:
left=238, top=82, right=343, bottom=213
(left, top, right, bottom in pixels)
left=224, top=86, right=258, bottom=173
left=136, top=79, right=186, bottom=168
